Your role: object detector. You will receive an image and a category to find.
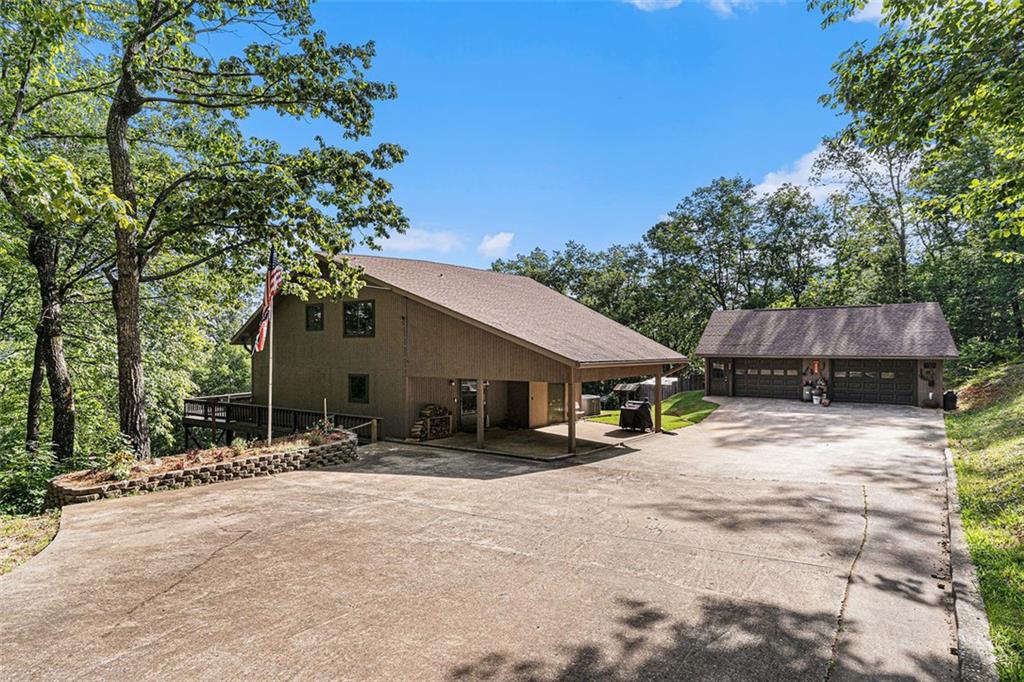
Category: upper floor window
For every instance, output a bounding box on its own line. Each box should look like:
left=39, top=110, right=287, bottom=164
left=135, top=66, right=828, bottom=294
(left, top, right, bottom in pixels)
left=343, top=300, right=375, bottom=337
left=305, top=304, right=324, bottom=331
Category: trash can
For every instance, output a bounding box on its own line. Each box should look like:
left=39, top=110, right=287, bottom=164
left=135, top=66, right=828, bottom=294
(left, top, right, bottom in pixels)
left=802, top=385, right=813, bottom=402
left=943, top=391, right=958, bottom=411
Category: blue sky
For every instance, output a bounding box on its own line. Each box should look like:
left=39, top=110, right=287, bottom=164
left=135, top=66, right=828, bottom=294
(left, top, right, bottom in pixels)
left=241, top=0, right=882, bottom=267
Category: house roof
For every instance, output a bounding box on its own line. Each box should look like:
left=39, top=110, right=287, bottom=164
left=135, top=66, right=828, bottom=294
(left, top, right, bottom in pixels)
left=234, top=254, right=686, bottom=367
left=695, top=303, right=958, bottom=359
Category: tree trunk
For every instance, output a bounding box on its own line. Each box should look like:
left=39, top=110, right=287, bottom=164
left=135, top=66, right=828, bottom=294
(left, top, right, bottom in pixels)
left=25, top=329, right=44, bottom=449
left=105, top=73, right=151, bottom=458
left=1011, top=296, right=1024, bottom=342
left=28, top=231, right=76, bottom=460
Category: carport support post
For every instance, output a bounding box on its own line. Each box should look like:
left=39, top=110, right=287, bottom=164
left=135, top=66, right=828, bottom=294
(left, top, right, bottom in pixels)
left=476, top=377, right=485, bottom=449
left=567, top=367, right=577, bottom=454
left=654, top=367, right=663, bottom=432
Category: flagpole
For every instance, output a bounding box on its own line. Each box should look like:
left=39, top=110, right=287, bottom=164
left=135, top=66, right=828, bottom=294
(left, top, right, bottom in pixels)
left=266, top=295, right=274, bottom=444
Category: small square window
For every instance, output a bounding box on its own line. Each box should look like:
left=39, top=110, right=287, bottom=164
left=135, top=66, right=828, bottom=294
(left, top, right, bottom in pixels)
left=348, top=374, right=369, bottom=403
left=849, top=370, right=863, bottom=378
left=343, top=300, right=375, bottom=337
left=773, top=369, right=785, bottom=376
left=880, top=371, right=895, bottom=380
left=305, top=304, right=324, bottom=331
left=761, top=369, right=772, bottom=375
left=786, top=369, right=798, bottom=376
left=834, top=371, right=848, bottom=378
left=735, top=368, right=745, bottom=375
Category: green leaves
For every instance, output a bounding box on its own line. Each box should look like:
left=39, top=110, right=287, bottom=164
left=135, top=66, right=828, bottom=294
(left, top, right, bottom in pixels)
left=816, top=0, right=1024, bottom=260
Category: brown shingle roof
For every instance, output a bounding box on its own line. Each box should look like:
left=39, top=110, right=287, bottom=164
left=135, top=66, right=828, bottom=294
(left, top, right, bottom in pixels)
left=342, top=255, right=685, bottom=366
left=695, top=303, right=958, bottom=359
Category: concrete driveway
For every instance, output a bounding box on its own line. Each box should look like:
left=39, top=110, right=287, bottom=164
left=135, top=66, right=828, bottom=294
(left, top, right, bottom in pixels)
left=0, top=398, right=956, bottom=681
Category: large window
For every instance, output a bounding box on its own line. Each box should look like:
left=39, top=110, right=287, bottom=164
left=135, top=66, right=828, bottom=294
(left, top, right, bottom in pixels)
left=348, top=374, right=370, bottom=403
left=305, top=304, right=324, bottom=331
left=711, top=362, right=726, bottom=379
left=343, top=300, right=375, bottom=337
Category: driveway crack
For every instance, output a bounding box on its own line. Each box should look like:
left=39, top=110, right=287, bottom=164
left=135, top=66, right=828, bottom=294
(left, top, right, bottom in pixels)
left=824, top=484, right=868, bottom=681
left=103, top=528, right=252, bottom=635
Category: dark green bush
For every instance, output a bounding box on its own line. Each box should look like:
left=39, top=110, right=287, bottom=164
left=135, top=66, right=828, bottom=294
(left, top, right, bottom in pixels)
left=0, top=430, right=59, bottom=515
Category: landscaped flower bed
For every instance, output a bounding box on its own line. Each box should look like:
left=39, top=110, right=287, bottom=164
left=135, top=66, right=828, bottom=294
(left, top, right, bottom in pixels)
left=45, top=430, right=358, bottom=508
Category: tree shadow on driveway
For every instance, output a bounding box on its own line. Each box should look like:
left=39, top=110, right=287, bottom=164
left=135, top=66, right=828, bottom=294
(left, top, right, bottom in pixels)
left=447, top=595, right=952, bottom=681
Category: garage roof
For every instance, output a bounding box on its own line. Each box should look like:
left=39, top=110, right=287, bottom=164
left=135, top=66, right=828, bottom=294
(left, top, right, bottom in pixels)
left=695, top=303, right=958, bottom=359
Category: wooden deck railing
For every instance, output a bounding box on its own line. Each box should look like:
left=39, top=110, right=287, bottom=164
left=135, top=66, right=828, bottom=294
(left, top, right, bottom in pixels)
left=183, top=394, right=382, bottom=444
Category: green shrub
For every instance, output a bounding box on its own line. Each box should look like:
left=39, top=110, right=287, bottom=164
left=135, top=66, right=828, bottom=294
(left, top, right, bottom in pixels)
left=948, top=338, right=1024, bottom=385
left=103, top=434, right=137, bottom=480
left=229, top=438, right=248, bottom=456
left=306, top=431, right=326, bottom=446
left=0, top=441, right=58, bottom=516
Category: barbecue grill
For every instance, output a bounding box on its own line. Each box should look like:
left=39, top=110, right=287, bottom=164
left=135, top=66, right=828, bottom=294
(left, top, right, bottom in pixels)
left=618, top=400, right=653, bottom=432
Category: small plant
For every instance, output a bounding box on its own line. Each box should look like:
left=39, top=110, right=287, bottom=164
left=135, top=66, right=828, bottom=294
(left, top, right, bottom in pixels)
left=305, top=418, right=337, bottom=446
left=104, top=447, right=136, bottom=481
left=229, top=438, right=248, bottom=457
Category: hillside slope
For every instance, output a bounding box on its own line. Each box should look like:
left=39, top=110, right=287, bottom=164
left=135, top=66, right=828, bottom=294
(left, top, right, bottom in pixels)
left=945, top=364, right=1024, bottom=680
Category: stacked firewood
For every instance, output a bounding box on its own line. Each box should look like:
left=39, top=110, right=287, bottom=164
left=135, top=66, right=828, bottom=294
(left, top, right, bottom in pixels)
left=408, top=404, right=452, bottom=441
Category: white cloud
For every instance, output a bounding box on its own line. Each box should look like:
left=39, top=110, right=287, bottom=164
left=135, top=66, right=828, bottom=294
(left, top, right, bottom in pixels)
left=754, top=144, right=847, bottom=203
left=477, top=232, right=515, bottom=258
left=626, top=0, right=789, bottom=18
left=380, top=227, right=463, bottom=254
left=625, top=0, right=682, bottom=11
left=705, top=0, right=753, bottom=16
left=849, top=0, right=883, bottom=23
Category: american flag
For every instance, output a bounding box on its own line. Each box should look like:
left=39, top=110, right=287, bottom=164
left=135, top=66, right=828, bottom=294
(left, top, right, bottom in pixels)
left=253, top=248, right=283, bottom=353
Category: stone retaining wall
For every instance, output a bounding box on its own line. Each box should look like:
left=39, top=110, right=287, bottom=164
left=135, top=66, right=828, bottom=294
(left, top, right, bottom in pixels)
left=45, top=433, right=359, bottom=508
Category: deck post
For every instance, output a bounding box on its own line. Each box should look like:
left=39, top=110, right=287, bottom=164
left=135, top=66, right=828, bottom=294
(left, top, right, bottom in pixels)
left=654, top=367, right=663, bottom=433
left=476, top=377, right=485, bottom=448
left=371, top=419, right=378, bottom=444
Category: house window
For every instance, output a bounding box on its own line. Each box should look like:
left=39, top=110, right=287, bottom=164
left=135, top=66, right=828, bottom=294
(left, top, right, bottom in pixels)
left=348, top=374, right=369, bottom=403
left=881, top=371, right=895, bottom=380
left=343, top=300, right=375, bottom=337
left=711, top=362, right=726, bottom=379
left=305, top=304, right=324, bottom=331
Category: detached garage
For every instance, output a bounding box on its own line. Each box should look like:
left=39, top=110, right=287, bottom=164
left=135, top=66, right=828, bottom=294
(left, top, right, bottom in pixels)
left=696, top=303, right=958, bottom=408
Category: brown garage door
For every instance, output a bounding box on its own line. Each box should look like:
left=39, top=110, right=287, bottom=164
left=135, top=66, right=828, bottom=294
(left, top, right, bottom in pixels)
left=832, top=359, right=916, bottom=405
left=734, top=358, right=801, bottom=399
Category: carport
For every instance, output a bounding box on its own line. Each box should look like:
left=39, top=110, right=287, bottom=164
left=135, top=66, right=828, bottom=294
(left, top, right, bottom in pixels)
left=697, top=303, right=958, bottom=408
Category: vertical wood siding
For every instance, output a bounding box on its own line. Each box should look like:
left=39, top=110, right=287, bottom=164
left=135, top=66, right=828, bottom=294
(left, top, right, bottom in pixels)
left=406, top=301, right=570, bottom=382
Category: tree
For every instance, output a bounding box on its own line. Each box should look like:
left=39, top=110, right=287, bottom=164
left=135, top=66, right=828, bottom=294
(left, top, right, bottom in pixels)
left=814, top=0, right=1024, bottom=260
left=1, top=1, right=125, bottom=459
left=759, top=184, right=828, bottom=307
left=645, top=176, right=760, bottom=310
left=813, top=136, right=920, bottom=301
left=81, top=0, right=407, bottom=456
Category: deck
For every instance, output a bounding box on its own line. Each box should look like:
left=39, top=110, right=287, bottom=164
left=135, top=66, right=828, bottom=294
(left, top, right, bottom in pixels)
left=182, top=393, right=383, bottom=445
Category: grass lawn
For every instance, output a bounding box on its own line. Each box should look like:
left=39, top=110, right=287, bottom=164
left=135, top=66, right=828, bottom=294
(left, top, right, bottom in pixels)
left=945, top=363, right=1024, bottom=680
left=1, top=510, right=60, bottom=577
left=588, top=389, right=718, bottom=432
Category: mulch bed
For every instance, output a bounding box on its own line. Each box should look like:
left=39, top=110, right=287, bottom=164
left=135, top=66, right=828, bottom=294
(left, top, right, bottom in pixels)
left=61, top=431, right=350, bottom=488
